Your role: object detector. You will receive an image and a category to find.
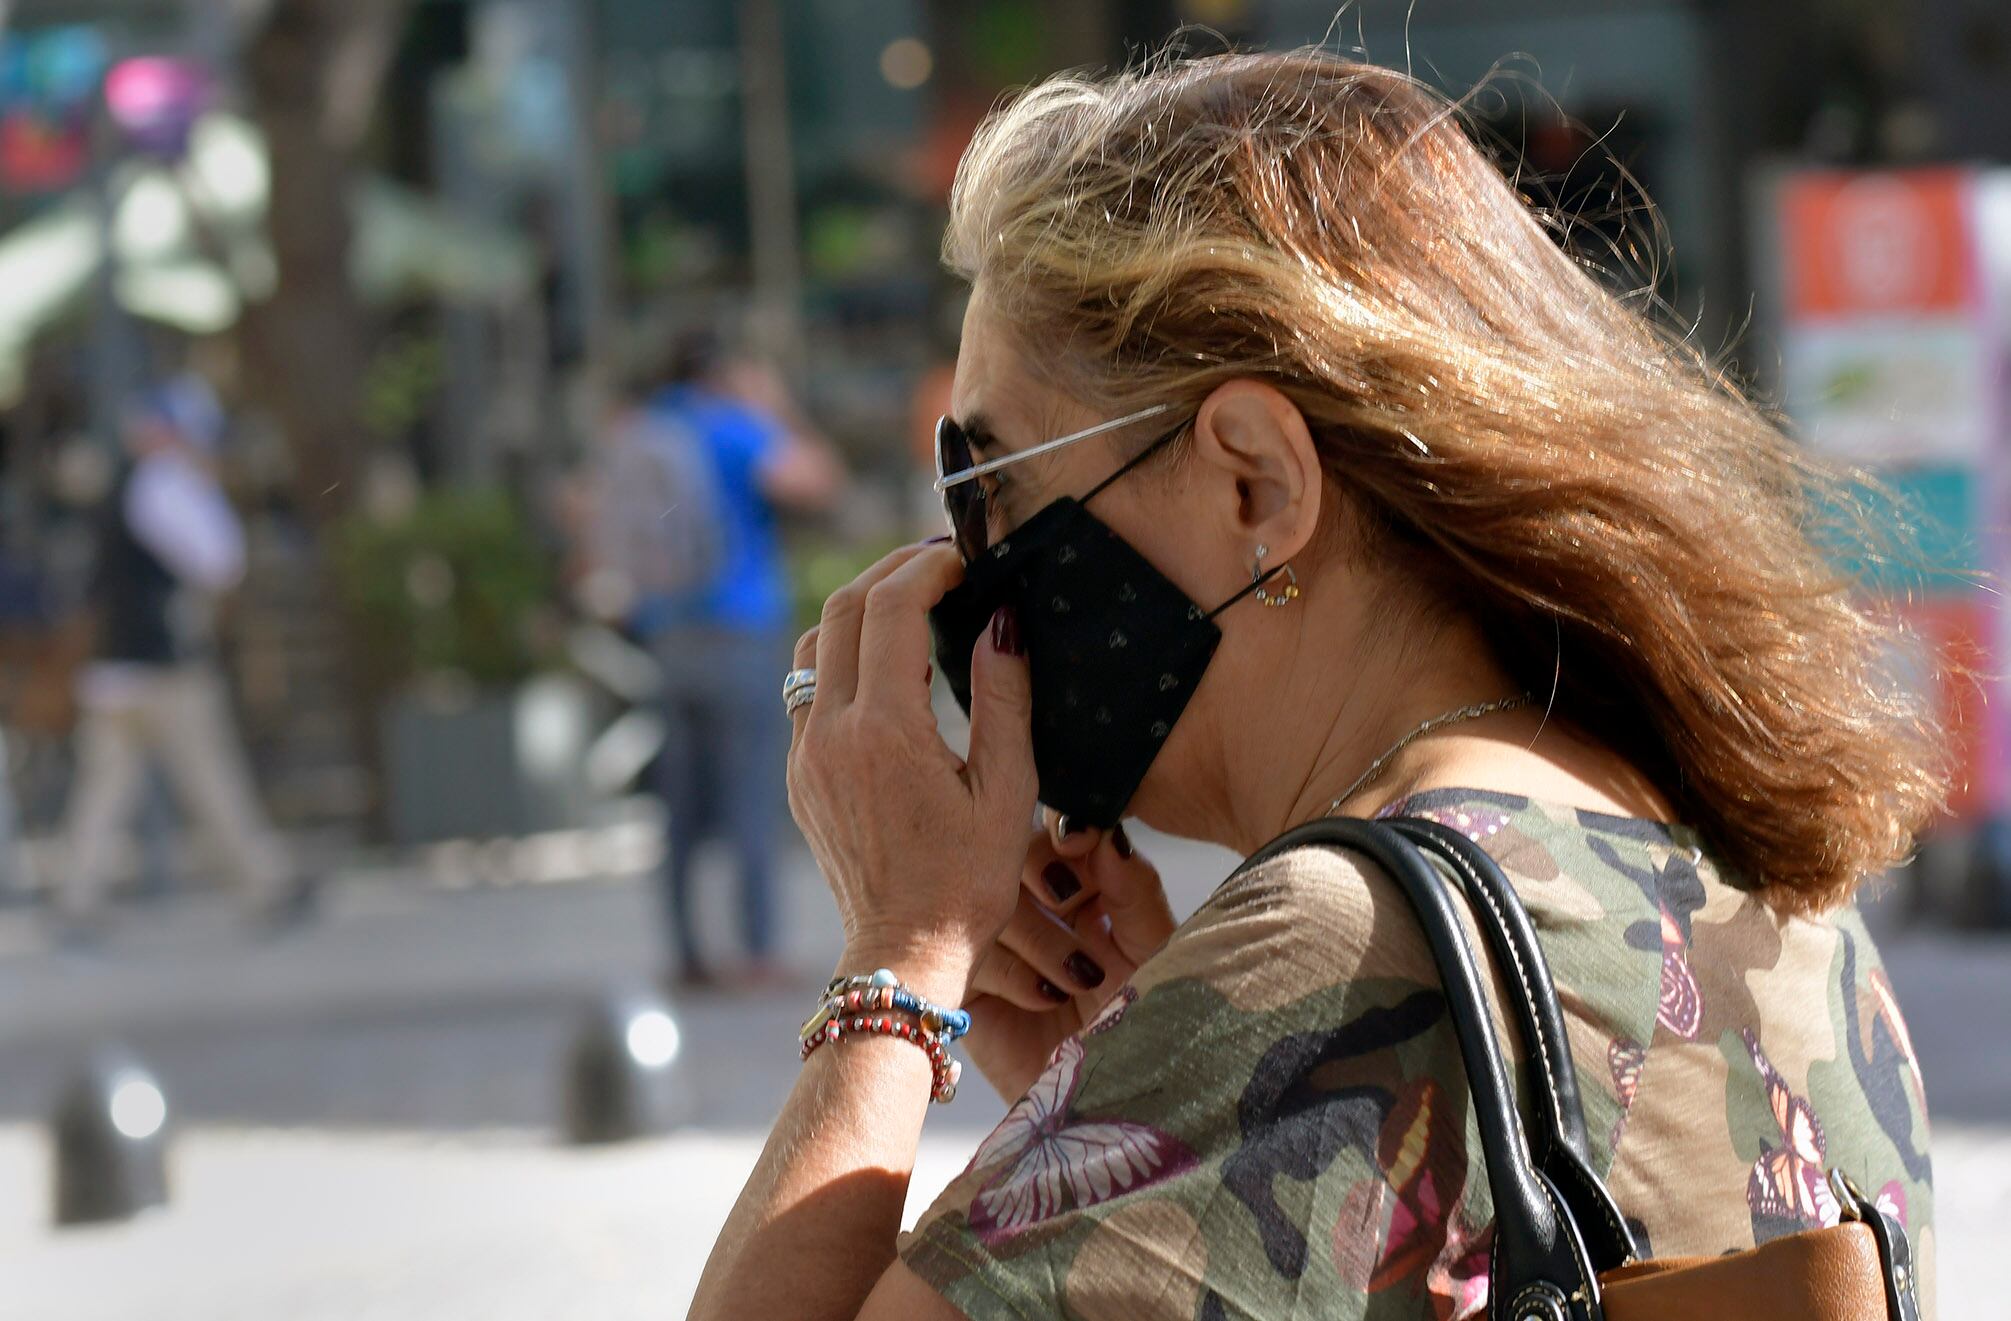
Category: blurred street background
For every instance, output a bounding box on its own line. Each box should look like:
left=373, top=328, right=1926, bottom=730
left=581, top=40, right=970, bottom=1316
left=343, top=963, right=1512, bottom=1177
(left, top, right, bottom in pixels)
left=0, top=0, right=2007, bottom=1317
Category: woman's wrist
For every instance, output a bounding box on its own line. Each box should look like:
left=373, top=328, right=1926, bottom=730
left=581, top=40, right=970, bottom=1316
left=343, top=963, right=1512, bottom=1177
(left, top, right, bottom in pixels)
left=834, top=936, right=976, bottom=1008
left=812, top=949, right=975, bottom=1104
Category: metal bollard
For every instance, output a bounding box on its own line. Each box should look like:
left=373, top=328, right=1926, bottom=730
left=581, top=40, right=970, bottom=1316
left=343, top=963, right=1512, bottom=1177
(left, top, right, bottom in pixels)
left=51, top=1048, right=170, bottom=1226
left=561, top=989, right=692, bottom=1144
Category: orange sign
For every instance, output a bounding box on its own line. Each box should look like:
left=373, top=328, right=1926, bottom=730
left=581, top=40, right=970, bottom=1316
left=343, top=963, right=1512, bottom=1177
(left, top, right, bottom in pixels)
left=1781, top=169, right=1976, bottom=320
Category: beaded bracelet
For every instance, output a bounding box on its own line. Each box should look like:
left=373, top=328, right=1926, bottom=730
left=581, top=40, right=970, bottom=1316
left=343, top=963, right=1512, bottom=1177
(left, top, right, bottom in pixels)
left=801, top=1010, right=962, bottom=1102
left=813, top=969, right=972, bottom=1042
left=799, top=968, right=967, bottom=1103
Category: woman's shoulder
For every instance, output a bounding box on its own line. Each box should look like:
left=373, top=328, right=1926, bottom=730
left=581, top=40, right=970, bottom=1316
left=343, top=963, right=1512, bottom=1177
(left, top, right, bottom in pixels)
left=1155, top=789, right=1688, bottom=1003
left=1142, top=830, right=1441, bottom=1009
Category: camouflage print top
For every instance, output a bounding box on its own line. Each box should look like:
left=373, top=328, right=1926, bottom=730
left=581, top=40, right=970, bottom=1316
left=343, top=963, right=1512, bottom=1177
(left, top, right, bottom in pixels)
left=899, top=787, right=1936, bottom=1320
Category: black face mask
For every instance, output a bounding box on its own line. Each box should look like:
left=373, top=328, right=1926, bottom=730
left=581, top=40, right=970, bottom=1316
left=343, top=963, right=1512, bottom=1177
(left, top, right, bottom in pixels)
left=928, top=439, right=1278, bottom=827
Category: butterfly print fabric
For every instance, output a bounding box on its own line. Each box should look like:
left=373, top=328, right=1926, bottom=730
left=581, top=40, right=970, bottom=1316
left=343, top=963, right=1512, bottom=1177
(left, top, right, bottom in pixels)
left=901, top=788, right=1937, bottom=1320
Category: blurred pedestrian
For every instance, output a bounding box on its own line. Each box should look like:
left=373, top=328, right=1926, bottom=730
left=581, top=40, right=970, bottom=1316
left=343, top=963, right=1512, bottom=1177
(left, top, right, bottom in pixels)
left=591, top=336, right=844, bottom=989
left=0, top=546, right=48, bottom=900
left=0, top=728, right=22, bottom=901
left=53, top=376, right=305, bottom=939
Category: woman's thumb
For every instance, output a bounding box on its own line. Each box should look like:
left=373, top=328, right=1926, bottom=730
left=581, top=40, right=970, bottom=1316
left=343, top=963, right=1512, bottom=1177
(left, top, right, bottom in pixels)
left=966, top=607, right=1036, bottom=812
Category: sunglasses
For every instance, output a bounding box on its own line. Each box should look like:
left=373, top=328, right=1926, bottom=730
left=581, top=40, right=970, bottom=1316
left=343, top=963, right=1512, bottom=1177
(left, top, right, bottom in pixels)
left=933, top=403, right=1177, bottom=561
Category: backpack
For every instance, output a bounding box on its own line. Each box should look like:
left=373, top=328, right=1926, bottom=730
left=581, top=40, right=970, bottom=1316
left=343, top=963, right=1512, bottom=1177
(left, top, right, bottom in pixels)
left=590, top=408, right=727, bottom=608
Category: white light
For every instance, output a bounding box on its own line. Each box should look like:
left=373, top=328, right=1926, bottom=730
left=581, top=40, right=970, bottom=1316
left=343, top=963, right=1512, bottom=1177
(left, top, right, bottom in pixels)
left=117, top=262, right=240, bottom=333
left=187, top=114, right=270, bottom=218
left=879, top=37, right=932, bottom=90
left=115, top=174, right=190, bottom=259
left=625, top=1010, right=680, bottom=1069
left=516, top=681, right=579, bottom=775
left=108, top=1075, right=167, bottom=1141
left=0, top=208, right=101, bottom=339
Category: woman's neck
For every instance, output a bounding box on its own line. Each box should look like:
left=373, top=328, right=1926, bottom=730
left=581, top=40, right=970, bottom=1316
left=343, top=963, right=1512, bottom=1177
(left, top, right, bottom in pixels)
left=1162, top=595, right=1673, bottom=856
left=1264, top=646, right=1531, bottom=848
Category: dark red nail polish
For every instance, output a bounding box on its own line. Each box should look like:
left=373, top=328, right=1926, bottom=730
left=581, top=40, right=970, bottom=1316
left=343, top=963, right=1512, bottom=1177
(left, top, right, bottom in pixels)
left=1037, top=978, right=1069, bottom=1004
left=1042, top=861, right=1081, bottom=904
left=1111, top=823, right=1134, bottom=859
left=990, top=605, right=1023, bottom=656
left=923, top=534, right=953, bottom=544
left=1058, top=814, right=1084, bottom=839
left=1064, top=952, right=1106, bottom=989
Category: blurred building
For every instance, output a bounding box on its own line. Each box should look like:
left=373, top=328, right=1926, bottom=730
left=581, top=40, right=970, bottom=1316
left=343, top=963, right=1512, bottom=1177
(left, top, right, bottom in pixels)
left=1, top=0, right=2008, bottom=856
left=9, top=0, right=2004, bottom=503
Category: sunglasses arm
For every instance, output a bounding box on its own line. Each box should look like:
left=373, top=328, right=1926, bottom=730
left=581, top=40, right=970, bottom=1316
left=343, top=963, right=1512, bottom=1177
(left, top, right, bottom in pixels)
left=933, top=403, right=1172, bottom=493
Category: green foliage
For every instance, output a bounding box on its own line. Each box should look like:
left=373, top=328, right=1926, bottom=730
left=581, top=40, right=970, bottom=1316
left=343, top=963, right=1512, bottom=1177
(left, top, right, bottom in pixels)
left=966, top=0, right=1045, bottom=85
left=335, top=489, right=553, bottom=688
left=359, top=332, right=445, bottom=442
left=789, top=534, right=908, bottom=635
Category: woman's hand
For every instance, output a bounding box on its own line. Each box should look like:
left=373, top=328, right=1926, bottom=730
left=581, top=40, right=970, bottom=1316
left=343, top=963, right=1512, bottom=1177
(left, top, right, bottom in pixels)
left=787, top=542, right=1037, bottom=1003
left=962, top=814, right=1179, bottom=1099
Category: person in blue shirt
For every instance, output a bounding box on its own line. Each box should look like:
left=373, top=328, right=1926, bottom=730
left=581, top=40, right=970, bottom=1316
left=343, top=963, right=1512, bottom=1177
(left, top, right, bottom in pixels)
left=639, top=333, right=844, bottom=988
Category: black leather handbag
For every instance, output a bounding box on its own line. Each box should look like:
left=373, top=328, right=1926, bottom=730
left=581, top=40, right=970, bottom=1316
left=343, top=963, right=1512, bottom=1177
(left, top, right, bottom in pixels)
left=1238, top=817, right=1921, bottom=1321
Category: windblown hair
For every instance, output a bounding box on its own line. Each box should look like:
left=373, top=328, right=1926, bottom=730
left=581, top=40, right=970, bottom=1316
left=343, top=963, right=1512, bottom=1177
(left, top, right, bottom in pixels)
left=946, top=48, right=1949, bottom=912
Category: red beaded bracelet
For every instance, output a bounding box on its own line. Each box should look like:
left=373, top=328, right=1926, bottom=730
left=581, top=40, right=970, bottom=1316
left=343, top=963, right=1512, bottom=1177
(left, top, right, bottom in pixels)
left=800, top=1010, right=962, bottom=1103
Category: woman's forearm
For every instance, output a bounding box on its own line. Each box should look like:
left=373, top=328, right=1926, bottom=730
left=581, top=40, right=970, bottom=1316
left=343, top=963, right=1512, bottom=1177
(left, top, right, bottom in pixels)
left=689, top=949, right=967, bottom=1321
left=697, top=537, right=1032, bottom=1317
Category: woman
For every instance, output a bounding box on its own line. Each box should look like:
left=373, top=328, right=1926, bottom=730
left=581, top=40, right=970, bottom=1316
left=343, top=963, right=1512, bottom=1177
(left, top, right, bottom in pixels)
left=692, top=50, right=1940, bottom=1320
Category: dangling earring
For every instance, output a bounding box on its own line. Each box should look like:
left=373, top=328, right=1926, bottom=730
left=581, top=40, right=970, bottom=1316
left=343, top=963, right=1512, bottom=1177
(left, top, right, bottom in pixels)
left=1251, top=543, right=1301, bottom=607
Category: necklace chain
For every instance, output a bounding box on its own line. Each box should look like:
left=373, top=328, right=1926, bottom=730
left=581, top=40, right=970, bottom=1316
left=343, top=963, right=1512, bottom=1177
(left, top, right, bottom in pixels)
left=1324, top=693, right=1535, bottom=817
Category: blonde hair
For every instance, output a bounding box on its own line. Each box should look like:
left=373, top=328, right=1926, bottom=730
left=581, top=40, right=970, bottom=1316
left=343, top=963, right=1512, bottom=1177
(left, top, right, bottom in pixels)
left=946, top=48, right=1948, bottom=912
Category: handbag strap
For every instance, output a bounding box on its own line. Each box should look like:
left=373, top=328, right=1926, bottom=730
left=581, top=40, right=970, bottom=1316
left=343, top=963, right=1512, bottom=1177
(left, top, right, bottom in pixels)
left=1836, top=1171, right=1922, bottom=1321
left=1398, top=822, right=1919, bottom=1317
left=1391, top=819, right=1639, bottom=1273
left=1389, top=821, right=1592, bottom=1155
left=1240, top=818, right=1604, bottom=1319
left=1242, top=814, right=1921, bottom=1321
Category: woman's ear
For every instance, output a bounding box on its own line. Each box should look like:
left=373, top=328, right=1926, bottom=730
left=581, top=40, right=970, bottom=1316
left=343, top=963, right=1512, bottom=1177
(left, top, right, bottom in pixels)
left=1187, top=379, right=1323, bottom=565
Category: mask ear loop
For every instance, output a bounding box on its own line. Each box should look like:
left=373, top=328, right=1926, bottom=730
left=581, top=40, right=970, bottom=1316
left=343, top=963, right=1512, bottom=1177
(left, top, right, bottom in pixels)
left=1080, top=422, right=1187, bottom=505
left=1077, top=416, right=1287, bottom=620
left=1203, top=564, right=1288, bottom=620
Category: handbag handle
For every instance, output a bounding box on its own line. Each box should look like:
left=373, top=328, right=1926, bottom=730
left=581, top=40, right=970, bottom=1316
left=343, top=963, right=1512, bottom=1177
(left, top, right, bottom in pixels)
left=1242, top=815, right=1920, bottom=1321
left=1398, top=826, right=1923, bottom=1321
left=1396, top=823, right=1918, bottom=1312
left=1392, top=819, right=1639, bottom=1273
left=1240, top=818, right=1606, bottom=1319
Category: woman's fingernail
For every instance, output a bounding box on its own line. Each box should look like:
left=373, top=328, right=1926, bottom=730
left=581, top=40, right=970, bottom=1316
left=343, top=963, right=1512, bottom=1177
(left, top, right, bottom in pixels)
left=924, top=534, right=953, bottom=544
left=990, top=606, right=1023, bottom=656
left=1111, top=823, right=1134, bottom=859
left=1064, top=952, right=1106, bottom=989
left=1042, top=861, right=1081, bottom=904
left=1037, top=978, right=1070, bottom=1004
left=1058, top=814, right=1086, bottom=839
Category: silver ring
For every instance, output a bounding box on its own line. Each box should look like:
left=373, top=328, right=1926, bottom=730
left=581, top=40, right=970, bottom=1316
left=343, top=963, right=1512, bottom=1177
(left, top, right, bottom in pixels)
left=785, top=684, right=817, bottom=717
left=782, top=667, right=817, bottom=699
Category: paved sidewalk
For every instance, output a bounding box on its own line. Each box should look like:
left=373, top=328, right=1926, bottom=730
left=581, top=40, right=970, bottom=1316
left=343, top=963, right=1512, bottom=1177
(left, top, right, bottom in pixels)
left=0, top=828, right=2003, bottom=1316
left=0, top=1120, right=2006, bottom=1319
left=0, top=826, right=1239, bottom=1131
left=0, top=1124, right=977, bottom=1320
